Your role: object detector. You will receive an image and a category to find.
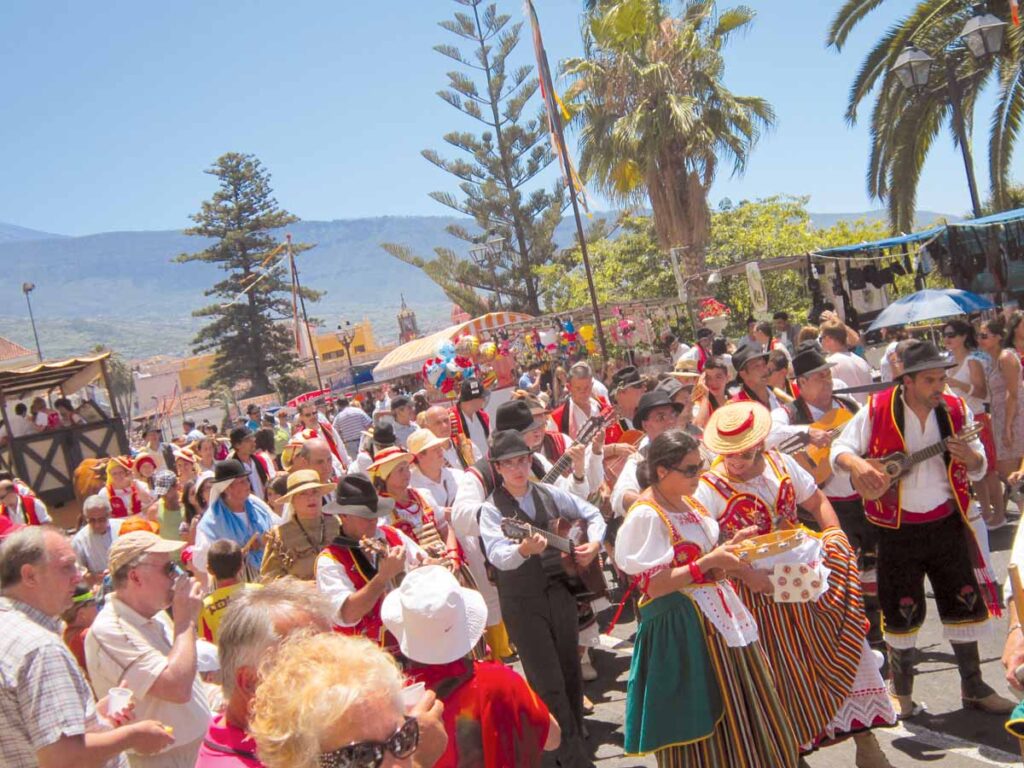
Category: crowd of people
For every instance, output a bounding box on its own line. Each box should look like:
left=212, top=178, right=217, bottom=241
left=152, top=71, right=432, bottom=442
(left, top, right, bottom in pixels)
left=7, top=304, right=1024, bottom=767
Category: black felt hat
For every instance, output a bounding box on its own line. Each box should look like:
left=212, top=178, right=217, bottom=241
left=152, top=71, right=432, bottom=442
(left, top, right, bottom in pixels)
left=488, top=430, right=533, bottom=462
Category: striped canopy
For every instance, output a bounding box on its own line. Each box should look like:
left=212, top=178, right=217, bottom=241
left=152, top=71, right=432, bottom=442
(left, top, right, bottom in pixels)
left=372, top=312, right=532, bottom=382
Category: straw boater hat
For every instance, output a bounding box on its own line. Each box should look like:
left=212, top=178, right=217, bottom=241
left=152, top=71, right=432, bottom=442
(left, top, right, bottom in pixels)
left=703, top=401, right=773, bottom=456
left=671, top=358, right=702, bottom=381
left=406, top=428, right=449, bottom=456
left=367, top=446, right=414, bottom=480
left=381, top=565, right=487, bottom=665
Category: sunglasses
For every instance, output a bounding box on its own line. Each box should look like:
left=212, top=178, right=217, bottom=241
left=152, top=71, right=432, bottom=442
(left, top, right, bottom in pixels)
left=319, top=716, right=419, bottom=768
left=138, top=561, right=186, bottom=579
left=668, top=460, right=706, bottom=478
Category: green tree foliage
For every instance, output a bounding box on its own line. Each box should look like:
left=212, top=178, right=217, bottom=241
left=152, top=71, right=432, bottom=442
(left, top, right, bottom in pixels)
left=540, top=196, right=889, bottom=331
left=563, top=0, right=775, bottom=279
left=381, top=0, right=563, bottom=315
left=827, top=1, right=1024, bottom=231
left=177, top=153, right=319, bottom=397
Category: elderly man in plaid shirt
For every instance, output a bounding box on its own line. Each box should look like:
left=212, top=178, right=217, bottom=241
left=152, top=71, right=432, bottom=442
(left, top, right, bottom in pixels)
left=0, top=527, right=172, bottom=767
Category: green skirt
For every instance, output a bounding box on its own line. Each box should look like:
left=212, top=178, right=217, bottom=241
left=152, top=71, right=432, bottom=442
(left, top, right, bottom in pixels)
left=624, top=591, right=723, bottom=754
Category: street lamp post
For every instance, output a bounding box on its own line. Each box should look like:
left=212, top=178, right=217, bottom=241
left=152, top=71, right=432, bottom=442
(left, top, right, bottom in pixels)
left=336, top=321, right=358, bottom=393
left=21, top=282, right=42, bottom=362
left=891, top=4, right=1007, bottom=218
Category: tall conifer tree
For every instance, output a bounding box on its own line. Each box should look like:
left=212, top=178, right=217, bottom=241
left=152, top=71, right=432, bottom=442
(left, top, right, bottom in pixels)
left=177, top=153, right=318, bottom=396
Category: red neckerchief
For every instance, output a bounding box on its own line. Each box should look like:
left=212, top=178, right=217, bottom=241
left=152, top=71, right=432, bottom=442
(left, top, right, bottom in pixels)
left=107, top=482, right=140, bottom=518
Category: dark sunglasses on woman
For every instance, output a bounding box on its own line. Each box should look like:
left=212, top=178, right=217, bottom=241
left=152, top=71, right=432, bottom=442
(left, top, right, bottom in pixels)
left=318, top=716, right=419, bottom=768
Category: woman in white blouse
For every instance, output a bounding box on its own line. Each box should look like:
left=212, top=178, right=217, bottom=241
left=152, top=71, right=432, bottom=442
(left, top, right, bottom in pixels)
left=614, top=429, right=798, bottom=766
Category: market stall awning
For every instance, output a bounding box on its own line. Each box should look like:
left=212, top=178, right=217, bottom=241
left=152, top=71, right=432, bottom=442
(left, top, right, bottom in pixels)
left=0, top=352, right=110, bottom=398
left=813, top=226, right=945, bottom=256
left=372, top=311, right=533, bottom=382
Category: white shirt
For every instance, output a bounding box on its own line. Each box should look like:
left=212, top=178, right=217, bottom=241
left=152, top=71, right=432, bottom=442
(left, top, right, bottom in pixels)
left=830, top=393, right=987, bottom=514
left=411, top=466, right=464, bottom=511
left=615, top=501, right=757, bottom=647
left=71, top=519, right=123, bottom=575
left=548, top=398, right=603, bottom=441
left=98, top=481, right=153, bottom=516
left=9, top=415, right=32, bottom=438
left=85, top=596, right=211, bottom=758
left=315, top=527, right=424, bottom=627
left=826, top=351, right=874, bottom=404
left=592, top=379, right=609, bottom=400
left=464, top=412, right=489, bottom=457
left=444, top=441, right=481, bottom=470
left=393, top=422, right=417, bottom=450
left=610, top=452, right=641, bottom=519
left=770, top=400, right=857, bottom=499
left=2, top=495, right=50, bottom=526
left=238, top=456, right=265, bottom=499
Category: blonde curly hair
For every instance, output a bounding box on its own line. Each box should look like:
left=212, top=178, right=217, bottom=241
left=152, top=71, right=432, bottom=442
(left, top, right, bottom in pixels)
left=249, top=632, right=405, bottom=768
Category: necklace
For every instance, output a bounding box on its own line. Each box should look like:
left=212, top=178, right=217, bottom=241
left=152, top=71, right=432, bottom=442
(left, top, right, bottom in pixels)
left=293, top=513, right=325, bottom=550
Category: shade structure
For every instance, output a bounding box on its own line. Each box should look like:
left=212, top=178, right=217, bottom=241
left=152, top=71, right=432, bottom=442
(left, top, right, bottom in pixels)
left=0, top=352, right=110, bottom=398
left=372, top=311, right=533, bottom=382
left=866, top=289, right=994, bottom=331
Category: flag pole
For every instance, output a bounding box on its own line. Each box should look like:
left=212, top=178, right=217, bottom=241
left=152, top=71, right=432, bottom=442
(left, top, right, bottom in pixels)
left=527, top=1, right=607, bottom=361
left=288, top=234, right=324, bottom=393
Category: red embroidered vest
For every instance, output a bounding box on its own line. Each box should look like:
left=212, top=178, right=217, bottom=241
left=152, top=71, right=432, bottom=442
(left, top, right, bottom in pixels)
left=551, top=396, right=621, bottom=443
left=390, top=488, right=439, bottom=542
left=0, top=494, right=41, bottom=525
left=865, top=387, right=971, bottom=529
left=699, top=452, right=798, bottom=537
left=317, top=525, right=404, bottom=648
left=107, top=483, right=141, bottom=518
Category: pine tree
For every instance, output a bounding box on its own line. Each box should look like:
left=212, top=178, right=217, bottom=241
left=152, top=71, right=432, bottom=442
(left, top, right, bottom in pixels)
left=177, top=153, right=318, bottom=396
left=382, top=0, right=563, bottom=315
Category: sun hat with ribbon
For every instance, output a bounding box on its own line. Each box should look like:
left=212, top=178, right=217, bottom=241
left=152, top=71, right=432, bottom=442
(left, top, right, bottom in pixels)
left=702, top=401, right=773, bottom=456
left=105, top=456, right=134, bottom=482
left=367, top=446, right=414, bottom=481
left=381, top=564, right=487, bottom=665
left=276, top=469, right=336, bottom=504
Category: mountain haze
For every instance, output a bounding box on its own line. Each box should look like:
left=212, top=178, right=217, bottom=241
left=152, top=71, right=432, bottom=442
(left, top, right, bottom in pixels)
left=0, top=210, right=952, bottom=359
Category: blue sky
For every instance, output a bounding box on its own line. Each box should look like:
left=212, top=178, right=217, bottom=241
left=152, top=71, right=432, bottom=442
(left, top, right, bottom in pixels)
left=0, top=0, right=1016, bottom=236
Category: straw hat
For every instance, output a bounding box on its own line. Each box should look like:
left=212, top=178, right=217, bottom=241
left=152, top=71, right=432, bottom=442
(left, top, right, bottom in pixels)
left=406, top=429, right=449, bottom=456
left=276, top=469, right=335, bottom=504
left=381, top=565, right=487, bottom=665
left=367, top=446, right=414, bottom=480
left=702, top=401, right=772, bottom=455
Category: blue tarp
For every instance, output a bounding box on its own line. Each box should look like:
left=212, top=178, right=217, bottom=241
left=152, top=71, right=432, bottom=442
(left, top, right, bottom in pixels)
left=814, top=206, right=1024, bottom=256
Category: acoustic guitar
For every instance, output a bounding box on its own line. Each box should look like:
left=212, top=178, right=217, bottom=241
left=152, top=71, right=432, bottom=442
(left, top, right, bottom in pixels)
left=500, top=517, right=608, bottom=601
left=850, top=422, right=983, bottom=501
left=776, top=407, right=853, bottom=485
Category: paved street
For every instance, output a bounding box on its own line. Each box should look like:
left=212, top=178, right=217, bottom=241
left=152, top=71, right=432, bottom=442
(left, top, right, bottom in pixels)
left=571, top=521, right=1024, bottom=767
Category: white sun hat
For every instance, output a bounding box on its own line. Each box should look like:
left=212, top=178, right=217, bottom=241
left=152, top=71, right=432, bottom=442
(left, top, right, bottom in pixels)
left=381, top=565, right=487, bottom=665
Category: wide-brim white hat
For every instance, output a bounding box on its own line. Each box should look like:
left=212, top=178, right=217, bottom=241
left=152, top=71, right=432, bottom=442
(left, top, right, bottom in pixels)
left=381, top=565, right=487, bottom=665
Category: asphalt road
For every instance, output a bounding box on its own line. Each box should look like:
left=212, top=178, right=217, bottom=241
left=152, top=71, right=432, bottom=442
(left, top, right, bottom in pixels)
left=570, top=520, right=1024, bottom=767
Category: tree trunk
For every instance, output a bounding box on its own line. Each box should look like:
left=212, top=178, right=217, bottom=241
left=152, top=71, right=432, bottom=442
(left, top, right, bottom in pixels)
left=647, top=149, right=711, bottom=284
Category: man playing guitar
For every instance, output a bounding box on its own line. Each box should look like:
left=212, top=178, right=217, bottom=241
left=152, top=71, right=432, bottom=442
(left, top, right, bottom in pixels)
left=832, top=340, right=1012, bottom=718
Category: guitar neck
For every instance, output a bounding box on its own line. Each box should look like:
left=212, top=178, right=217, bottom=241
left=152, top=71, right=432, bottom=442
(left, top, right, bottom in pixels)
left=540, top=412, right=609, bottom=484
left=905, top=428, right=978, bottom=469
left=517, top=522, right=573, bottom=554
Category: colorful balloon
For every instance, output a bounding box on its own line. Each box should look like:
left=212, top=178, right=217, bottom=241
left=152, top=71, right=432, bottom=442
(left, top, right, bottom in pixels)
left=437, top=340, right=457, bottom=360
left=479, top=341, right=497, bottom=362
left=455, top=334, right=480, bottom=356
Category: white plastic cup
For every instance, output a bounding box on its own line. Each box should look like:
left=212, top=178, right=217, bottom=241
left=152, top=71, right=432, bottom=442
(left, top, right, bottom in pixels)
left=107, top=686, right=132, bottom=717
left=401, top=682, right=426, bottom=712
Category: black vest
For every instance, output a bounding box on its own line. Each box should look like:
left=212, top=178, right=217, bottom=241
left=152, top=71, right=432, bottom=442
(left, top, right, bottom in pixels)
left=489, top=484, right=563, bottom=599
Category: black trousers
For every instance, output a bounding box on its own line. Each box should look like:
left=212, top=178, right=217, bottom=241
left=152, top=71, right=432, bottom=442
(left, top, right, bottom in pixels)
left=500, top=582, right=591, bottom=768
left=831, top=497, right=879, bottom=574
left=876, top=511, right=988, bottom=639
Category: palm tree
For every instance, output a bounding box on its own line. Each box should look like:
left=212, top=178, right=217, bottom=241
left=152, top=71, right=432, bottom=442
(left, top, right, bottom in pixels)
left=828, top=1, right=1023, bottom=232
left=563, top=0, right=774, bottom=277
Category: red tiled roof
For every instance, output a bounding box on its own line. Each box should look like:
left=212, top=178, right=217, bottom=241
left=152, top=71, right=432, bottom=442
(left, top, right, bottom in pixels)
left=0, top=336, right=33, bottom=362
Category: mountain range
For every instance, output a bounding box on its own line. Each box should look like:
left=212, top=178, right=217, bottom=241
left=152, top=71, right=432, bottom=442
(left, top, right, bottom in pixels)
left=0, top=209, right=953, bottom=360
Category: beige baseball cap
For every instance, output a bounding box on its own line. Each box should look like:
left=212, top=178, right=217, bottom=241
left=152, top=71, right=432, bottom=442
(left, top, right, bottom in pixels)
left=108, top=531, right=184, bottom=575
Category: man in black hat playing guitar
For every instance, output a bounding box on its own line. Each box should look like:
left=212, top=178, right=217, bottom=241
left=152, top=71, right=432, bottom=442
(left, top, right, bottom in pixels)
left=479, top=429, right=606, bottom=768
left=832, top=339, right=1013, bottom=718
left=771, top=344, right=885, bottom=650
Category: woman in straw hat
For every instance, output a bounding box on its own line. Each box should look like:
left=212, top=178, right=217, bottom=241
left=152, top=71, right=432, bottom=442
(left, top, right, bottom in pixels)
left=616, top=428, right=798, bottom=767
left=693, top=401, right=896, bottom=766
left=369, top=446, right=459, bottom=561
left=260, top=469, right=339, bottom=581
left=381, top=565, right=561, bottom=767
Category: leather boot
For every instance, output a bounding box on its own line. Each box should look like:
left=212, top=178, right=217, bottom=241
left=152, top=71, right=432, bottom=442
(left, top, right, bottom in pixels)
left=887, top=646, right=922, bottom=718
left=853, top=731, right=895, bottom=768
left=953, top=641, right=1015, bottom=714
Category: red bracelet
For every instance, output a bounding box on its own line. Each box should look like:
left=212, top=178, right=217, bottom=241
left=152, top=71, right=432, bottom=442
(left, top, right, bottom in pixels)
left=688, top=561, right=705, bottom=584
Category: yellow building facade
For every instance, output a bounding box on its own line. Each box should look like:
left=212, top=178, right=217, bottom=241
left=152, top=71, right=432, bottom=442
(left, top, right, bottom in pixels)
left=314, top=320, right=376, bottom=362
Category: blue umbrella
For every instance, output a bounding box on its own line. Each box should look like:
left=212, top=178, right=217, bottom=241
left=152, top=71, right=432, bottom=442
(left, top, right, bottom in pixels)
left=867, top=288, right=995, bottom=331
